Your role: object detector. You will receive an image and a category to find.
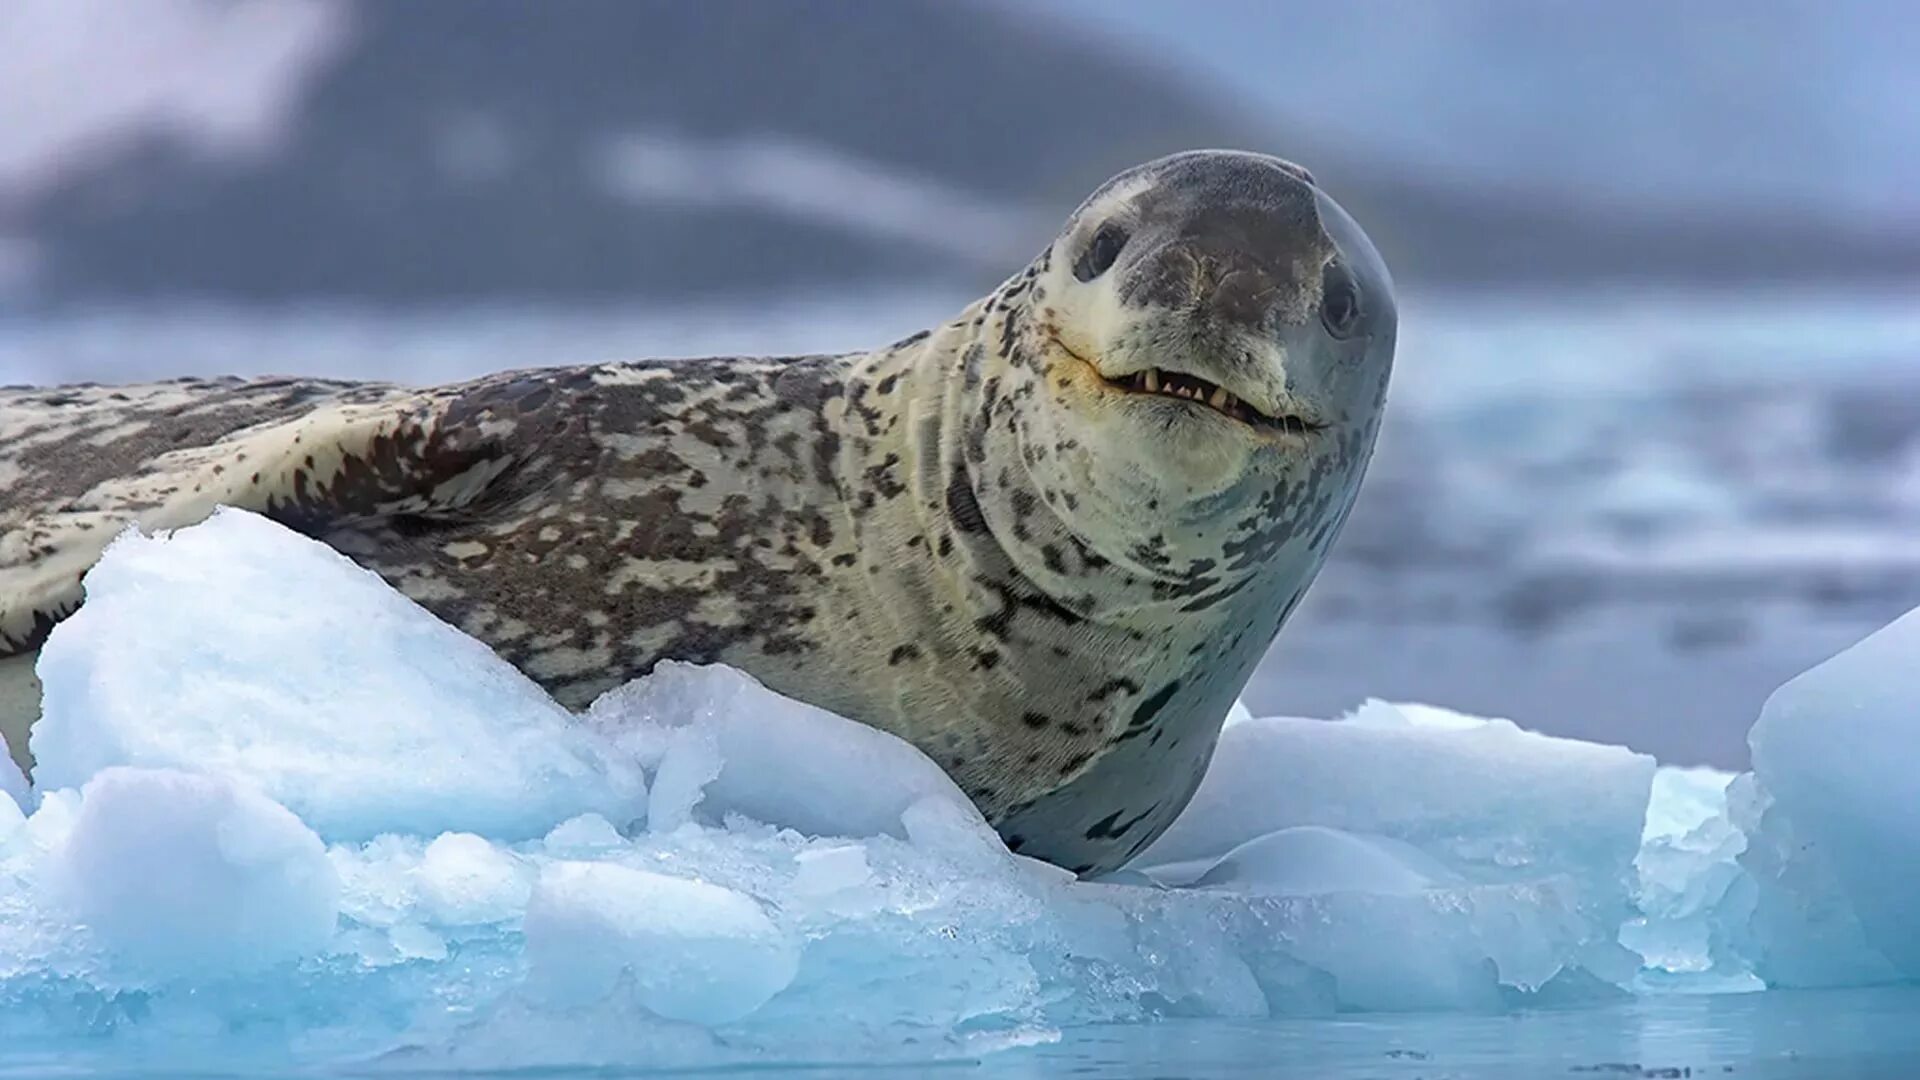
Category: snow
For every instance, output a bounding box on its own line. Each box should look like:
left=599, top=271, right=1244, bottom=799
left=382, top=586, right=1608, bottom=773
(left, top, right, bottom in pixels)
left=590, top=131, right=1040, bottom=265
left=6, top=507, right=1920, bottom=1071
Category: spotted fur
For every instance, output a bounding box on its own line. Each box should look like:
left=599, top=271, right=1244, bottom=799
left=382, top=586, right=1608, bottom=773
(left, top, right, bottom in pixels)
left=0, top=151, right=1397, bottom=873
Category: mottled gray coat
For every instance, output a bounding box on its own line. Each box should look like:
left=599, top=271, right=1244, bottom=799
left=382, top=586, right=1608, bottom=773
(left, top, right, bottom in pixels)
left=0, top=151, right=1397, bottom=873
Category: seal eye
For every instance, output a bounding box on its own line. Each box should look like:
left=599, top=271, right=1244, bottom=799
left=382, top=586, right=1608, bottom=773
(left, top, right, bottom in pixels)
left=1072, top=223, right=1129, bottom=283
left=1321, top=263, right=1362, bottom=339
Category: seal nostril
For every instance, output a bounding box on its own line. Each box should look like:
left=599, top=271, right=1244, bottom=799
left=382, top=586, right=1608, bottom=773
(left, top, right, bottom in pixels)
left=1072, top=222, right=1130, bottom=283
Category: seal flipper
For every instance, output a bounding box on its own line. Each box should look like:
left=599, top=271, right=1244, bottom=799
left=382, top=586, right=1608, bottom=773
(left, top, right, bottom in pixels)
left=0, top=375, right=528, bottom=662
left=0, top=373, right=552, bottom=769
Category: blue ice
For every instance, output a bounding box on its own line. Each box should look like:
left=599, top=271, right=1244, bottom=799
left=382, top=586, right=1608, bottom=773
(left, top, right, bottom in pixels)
left=0, top=507, right=1915, bottom=1072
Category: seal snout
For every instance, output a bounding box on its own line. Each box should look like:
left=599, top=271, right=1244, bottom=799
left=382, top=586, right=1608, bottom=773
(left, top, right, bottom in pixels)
left=1120, top=212, right=1331, bottom=333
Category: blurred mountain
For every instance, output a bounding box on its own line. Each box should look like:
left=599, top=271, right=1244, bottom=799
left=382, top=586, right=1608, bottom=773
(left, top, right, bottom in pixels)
left=7, top=0, right=1260, bottom=304
left=7, top=0, right=1920, bottom=306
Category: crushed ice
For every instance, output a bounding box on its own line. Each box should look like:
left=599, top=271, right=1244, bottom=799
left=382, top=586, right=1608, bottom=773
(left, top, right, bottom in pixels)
left=0, top=507, right=1913, bottom=1070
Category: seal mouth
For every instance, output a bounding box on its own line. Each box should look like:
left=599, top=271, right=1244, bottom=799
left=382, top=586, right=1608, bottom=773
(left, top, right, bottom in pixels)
left=1107, top=368, right=1320, bottom=435
left=1047, top=331, right=1323, bottom=435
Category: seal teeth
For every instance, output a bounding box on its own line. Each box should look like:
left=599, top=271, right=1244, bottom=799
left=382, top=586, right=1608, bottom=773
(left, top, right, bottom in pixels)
left=1109, top=366, right=1317, bottom=433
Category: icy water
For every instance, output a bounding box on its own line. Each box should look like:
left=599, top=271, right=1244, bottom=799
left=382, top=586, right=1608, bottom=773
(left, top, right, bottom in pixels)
left=998, top=988, right=1920, bottom=1079
left=5, top=989, right=1919, bottom=1078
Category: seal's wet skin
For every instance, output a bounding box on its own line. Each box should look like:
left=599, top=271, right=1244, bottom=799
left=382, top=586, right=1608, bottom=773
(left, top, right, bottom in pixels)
left=0, top=150, right=1396, bottom=874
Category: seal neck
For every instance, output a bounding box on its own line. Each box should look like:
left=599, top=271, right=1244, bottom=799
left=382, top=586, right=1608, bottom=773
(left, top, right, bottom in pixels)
left=856, top=273, right=1287, bottom=638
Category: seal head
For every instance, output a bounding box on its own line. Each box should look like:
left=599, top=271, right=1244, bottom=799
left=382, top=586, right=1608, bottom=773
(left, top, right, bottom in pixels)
left=926, top=150, right=1397, bottom=870
left=1034, top=149, right=1392, bottom=510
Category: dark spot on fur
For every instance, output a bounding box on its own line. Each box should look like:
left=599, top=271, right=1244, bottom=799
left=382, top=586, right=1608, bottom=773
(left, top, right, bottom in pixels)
left=1084, top=803, right=1157, bottom=842
left=1115, top=680, right=1183, bottom=743
left=1041, top=544, right=1066, bottom=575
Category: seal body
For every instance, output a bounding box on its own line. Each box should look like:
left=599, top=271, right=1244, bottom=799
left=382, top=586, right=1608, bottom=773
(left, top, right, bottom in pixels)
left=0, top=151, right=1396, bottom=873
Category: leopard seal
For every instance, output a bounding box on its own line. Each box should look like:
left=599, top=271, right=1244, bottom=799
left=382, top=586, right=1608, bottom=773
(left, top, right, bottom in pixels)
left=0, top=150, right=1396, bottom=874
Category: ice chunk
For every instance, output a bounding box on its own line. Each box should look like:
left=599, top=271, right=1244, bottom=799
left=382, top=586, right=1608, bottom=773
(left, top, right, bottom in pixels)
left=1618, top=766, right=1756, bottom=987
left=32, top=508, right=645, bottom=841
left=1345, top=698, right=1491, bottom=732
left=416, top=832, right=533, bottom=925
left=0, top=670, right=1651, bottom=1071
left=1137, top=700, right=1657, bottom=909
left=1129, top=700, right=1653, bottom=1007
left=1721, top=771, right=1898, bottom=988
left=544, top=812, right=627, bottom=853
left=1742, top=605, right=1920, bottom=982
left=56, top=767, right=338, bottom=975
left=1641, top=766, right=1737, bottom=843
left=587, top=660, right=978, bottom=841
left=523, top=860, right=800, bottom=1025
left=0, top=503, right=1689, bottom=1073
left=791, top=843, right=873, bottom=897
left=1189, top=826, right=1465, bottom=896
